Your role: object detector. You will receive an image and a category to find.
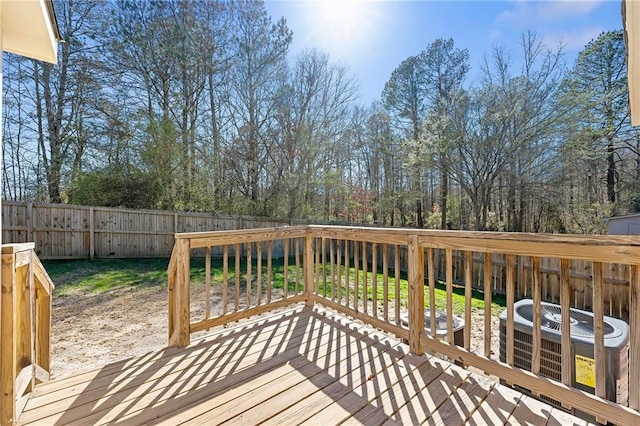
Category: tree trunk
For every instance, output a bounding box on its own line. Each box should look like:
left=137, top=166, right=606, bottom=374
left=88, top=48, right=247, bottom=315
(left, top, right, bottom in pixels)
left=440, top=165, right=448, bottom=229
left=607, top=136, right=616, bottom=203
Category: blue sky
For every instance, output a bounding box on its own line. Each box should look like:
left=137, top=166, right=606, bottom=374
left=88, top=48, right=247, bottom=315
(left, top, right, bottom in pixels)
left=263, top=0, right=624, bottom=104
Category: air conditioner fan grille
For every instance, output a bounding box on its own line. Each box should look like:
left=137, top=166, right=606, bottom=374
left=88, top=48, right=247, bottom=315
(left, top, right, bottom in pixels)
left=515, top=303, right=617, bottom=338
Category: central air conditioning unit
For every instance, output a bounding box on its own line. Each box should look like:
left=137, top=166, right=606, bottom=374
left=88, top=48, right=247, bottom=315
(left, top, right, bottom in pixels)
left=499, top=299, right=629, bottom=422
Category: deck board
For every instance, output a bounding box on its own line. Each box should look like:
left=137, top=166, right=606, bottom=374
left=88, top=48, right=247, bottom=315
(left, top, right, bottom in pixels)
left=19, top=305, right=594, bottom=426
left=465, top=383, right=522, bottom=425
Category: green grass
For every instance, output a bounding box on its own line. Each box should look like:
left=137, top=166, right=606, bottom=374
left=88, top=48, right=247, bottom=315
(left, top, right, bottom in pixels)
left=43, top=257, right=505, bottom=316
left=43, top=258, right=169, bottom=295
left=311, top=264, right=505, bottom=316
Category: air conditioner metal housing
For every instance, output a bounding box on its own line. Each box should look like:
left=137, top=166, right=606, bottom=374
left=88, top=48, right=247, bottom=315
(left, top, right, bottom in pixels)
left=499, top=299, right=629, bottom=422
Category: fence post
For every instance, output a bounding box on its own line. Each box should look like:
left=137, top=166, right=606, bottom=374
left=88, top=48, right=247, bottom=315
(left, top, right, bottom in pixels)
left=26, top=203, right=33, bottom=243
left=407, top=234, right=424, bottom=355
left=89, top=207, right=95, bottom=260
left=304, top=233, right=314, bottom=306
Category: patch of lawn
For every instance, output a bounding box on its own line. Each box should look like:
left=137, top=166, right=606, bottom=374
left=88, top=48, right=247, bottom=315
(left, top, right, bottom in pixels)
left=312, top=265, right=505, bottom=316
left=190, top=257, right=505, bottom=316
left=43, top=258, right=169, bottom=295
left=44, top=257, right=506, bottom=316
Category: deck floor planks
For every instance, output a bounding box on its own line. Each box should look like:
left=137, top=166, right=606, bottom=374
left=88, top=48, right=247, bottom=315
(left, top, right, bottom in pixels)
left=465, top=382, right=522, bottom=425
left=421, top=373, right=495, bottom=426
left=44, top=309, right=367, bottom=426
left=505, top=394, right=553, bottom=425
left=546, top=407, right=591, bottom=426
left=345, top=358, right=459, bottom=426
left=154, top=322, right=389, bottom=425
left=21, top=307, right=346, bottom=425
left=263, top=339, right=411, bottom=424
left=28, top=307, right=305, bottom=402
left=18, top=305, right=595, bottom=426
left=220, top=332, right=402, bottom=425
left=182, top=330, right=396, bottom=425
left=303, top=354, right=450, bottom=425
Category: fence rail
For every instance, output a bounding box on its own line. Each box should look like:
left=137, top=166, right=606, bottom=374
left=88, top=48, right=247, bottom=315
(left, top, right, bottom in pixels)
left=2, top=201, right=290, bottom=259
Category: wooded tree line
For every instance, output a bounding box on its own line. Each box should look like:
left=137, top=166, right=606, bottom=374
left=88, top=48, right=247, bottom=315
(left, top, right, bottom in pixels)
left=2, top=0, right=638, bottom=233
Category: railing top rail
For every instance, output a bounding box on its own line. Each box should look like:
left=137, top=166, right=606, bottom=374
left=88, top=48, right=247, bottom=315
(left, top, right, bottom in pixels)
left=32, top=254, right=55, bottom=295
left=174, top=225, right=640, bottom=264
left=2, top=242, right=36, bottom=254
left=175, top=226, right=308, bottom=248
left=306, top=225, right=640, bottom=246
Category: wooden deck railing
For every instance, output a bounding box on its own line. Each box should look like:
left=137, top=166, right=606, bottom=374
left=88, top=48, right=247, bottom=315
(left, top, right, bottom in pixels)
left=1, top=243, right=54, bottom=425
left=168, top=225, right=640, bottom=425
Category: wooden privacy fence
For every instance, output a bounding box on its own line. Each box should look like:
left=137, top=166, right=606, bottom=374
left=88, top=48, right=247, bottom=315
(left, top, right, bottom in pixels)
left=1, top=201, right=290, bottom=259
left=3, top=200, right=633, bottom=318
left=368, top=247, right=633, bottom=320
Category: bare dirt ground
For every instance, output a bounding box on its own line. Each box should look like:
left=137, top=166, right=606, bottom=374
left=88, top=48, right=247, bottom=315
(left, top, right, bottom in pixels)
left=51, top=287, right=501, bottom=380
left=51, top=285, right=168, bottom=379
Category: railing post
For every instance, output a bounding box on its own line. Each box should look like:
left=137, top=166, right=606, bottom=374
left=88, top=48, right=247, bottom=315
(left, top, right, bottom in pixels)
left=304, top=233, right=314, bottom=306
left=407, top=234, right=424, bottom=355
left=1, top=249, right=16, bottom=425
left=168, top=238, right=190, bottom=347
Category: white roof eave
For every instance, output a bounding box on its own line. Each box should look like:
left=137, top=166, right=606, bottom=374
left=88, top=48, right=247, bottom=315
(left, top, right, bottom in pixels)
left=2, top=0, right=60, bottom=64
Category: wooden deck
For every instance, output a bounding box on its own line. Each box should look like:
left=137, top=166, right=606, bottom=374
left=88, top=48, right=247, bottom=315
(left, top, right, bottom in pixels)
left=19, top=306, right=592, bottom=426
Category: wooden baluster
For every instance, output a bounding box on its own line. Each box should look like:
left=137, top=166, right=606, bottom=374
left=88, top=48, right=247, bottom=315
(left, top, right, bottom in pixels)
left=428, top=248, right=436, bottom=339
left=560, top=258, right=571, bottom=408
left=222, top=245, right=228, bottom=314
left=593, top=261, right=606, bottom=419
left=257, top=242, right=262, bottom=305
left=354, top=242, right=359, bottom=312
left=295, top=239, right=301, bottom=295
left=205, top=247, right=211, bottom=327
left=235, top=243, right=240, bottom=311
left=362, top=242, right=368, bottom=315
left=246, top=243, right=252, bottom=307
left=395, top=245, right=400, bottom=325
left=372, top=243, right=378, bottom=317
left=337, top=240, right=342, bottom=303
left=315, top=238, right=320, bottom=296
left=284, top=239, right=289, bottom=298
left=321, top=238, right=327, bottom=297
left=484, top=253, right=493, bottom=358
left=464, top=251, right=473, bottom=350
left=345, top=241, right=350, bottom=308
left=532, top=257, right=541, bottom=378
left=446, top=249, right=454, bottom=345
left=267, top=241, right=273, bottom=304
left=383, top=244, right=389, bottom=321
left=506, top=255, right=516, bottom=366
left=330, top=239, right=335, bottom=301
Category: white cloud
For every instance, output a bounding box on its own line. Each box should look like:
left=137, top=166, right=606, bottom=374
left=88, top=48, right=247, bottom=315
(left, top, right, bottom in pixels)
left=537, top=0, right=603, bottom=21
left=543, top=26, right=604, bottom=51
left=496, top=0, right=604, bottom=25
